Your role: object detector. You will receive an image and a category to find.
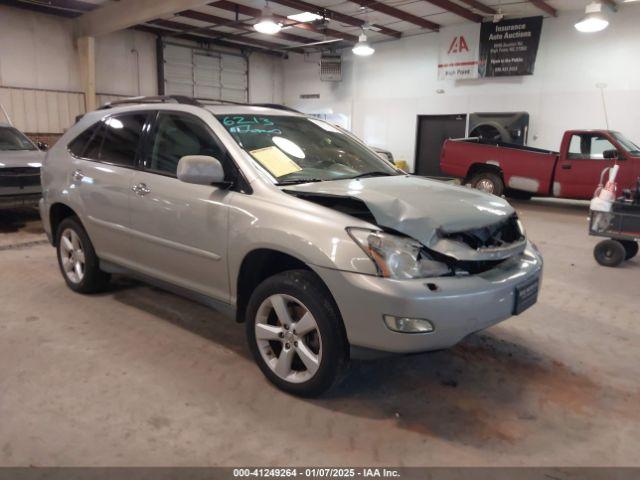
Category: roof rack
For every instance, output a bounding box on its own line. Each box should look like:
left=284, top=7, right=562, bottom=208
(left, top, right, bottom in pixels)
left=98, top=95, right=299, bottom=113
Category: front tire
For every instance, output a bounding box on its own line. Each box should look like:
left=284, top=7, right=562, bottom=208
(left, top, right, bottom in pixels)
left=56, top=217, right=110, bottom=293
left=245, top=270, right=349, bottom=397
left=469, top=171, right=504, bottom=196
left=594, top=239, right=626, bottom=267
left=621, top=240, right=638, bottom=260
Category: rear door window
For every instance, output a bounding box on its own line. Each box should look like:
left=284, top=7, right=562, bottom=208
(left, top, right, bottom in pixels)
left=68, top=113, right=148, bottom=167
left=99, top=114, right=148, bottom=167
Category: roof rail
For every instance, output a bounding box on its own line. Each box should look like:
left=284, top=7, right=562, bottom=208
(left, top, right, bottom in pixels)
left=98, top=95, right=201, bottom=110
left=98, top=95, right=300, bottom=113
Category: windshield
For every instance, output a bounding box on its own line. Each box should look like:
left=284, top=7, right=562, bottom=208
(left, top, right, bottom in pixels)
left=0, top=127, right=37, bottom=151
left=611, top=132, right=640, bottom=156
left=216, top=114, right=399, bottom=184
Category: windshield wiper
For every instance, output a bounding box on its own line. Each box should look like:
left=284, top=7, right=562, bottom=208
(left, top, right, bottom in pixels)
left=277, top=178, right=325, bottom=185
left=348, top=171, right=396, bottom=179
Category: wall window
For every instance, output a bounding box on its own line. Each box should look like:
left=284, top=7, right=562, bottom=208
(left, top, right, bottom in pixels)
left=145, top=112, right=226, bottom=176
left=568, top=134, right=616, bottom=160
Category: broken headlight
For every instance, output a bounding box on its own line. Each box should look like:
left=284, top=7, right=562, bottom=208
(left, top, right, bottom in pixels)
left=347, top=228, right=451, bottom=279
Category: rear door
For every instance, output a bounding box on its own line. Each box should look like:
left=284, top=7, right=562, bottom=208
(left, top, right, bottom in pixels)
left=554, top=133, right=622, bottom=199
left=128, top=110, right=232, bottom=302
left=67, top=112, right=150, bottom=267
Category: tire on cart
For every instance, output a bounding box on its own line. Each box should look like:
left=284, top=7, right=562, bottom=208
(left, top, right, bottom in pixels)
left=620, top=240, right=639, bottom=260
left=594, top=239, right=626, bottom=267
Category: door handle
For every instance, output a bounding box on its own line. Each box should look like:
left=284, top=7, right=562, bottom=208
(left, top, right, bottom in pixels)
left=72, top=169, right=84, bottom=181
left=561, top=164, right=572, bottom=170
left=132, top=183, right=151, bottom=196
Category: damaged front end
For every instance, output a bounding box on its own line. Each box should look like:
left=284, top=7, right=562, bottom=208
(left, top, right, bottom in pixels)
left=285, top=178, right=527, bottom=279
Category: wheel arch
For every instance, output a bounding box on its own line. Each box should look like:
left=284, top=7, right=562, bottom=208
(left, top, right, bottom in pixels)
left=49, top=203, right=81, bottom=246
left=465, top=162, right=504, bottom=184
left=234, top=248, right=335, bottom=325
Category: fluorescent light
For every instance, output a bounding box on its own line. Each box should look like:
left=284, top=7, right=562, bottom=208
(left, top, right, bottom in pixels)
left=254, top=6, right=282, bottom=35
left=575, top=2, right=609, bottom=32
left=352, top=33, right=375, bottom=56
left=287, top=11, right=322, bottom=22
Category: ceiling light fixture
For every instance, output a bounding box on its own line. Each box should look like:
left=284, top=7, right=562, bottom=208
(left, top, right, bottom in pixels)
left=254, top=5, right=282, bottom=35
left=287, top=11, right=323, bottom=22
left=575, top=2, right=609, bottom=32
left=352, top=33, right=375, bottom=56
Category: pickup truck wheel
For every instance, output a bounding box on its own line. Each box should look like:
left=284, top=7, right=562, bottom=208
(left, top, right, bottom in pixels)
left=620, top=240, right=638, bottom=260
left=594, top=240, right=626, bottom=267
left=469, top=171, right=504, bottom=196
left=246, top=270, right=349, bottom=397
left=56, top=217, right=111, bottom=293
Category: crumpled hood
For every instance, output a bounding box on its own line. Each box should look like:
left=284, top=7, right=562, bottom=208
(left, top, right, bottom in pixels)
left=284, top=175, right=522, bottom=260
left=0, top=149, right=45, bottom=168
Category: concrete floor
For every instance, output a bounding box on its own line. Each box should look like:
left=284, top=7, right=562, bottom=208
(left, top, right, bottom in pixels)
left=0, top=200, right=639, bottom=467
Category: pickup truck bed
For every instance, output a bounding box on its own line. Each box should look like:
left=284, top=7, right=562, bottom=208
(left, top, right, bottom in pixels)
left=441, top=138, right=559, bottom=196
left=440, top=130, right=640, bottom=200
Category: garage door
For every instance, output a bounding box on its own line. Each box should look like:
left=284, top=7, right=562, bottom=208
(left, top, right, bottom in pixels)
left=161, top=43, right=248, bottom=103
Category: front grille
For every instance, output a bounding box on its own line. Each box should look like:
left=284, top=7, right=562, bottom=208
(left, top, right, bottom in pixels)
left=443, top=214, right=523, bottom=250
left=0, top=167, right=41, bottom=188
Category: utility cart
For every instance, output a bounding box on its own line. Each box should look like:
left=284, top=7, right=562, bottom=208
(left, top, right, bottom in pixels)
left=589, top=204, right=640, bottom=267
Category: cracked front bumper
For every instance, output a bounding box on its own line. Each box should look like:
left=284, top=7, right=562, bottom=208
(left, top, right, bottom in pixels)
left=316, top=242, right=543, bottom=354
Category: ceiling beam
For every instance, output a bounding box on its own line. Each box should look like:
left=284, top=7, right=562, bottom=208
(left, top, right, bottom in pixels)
left=267, top=0, right=402, bottom=38
left=136, top=24, right=289, bottom=56
left=529, top=0, right=557, bottom=17
left=177, top=9, right=313, bottom=44
left=75, top=0, right=215, bottom=37
left=457, top=0, right=497, bottom=15
left=0, top=0, right=94, bottom=17
left=209, top=0, right=359, bottom=42
left=149, top=19, right=304, bottom=52
left=348, top=0, right=440, bottom=31
left=421, top=0, right=483, bottom=22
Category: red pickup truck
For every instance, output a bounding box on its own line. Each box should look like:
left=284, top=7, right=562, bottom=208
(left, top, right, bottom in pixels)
left=440, top=130, right=640, bottom=200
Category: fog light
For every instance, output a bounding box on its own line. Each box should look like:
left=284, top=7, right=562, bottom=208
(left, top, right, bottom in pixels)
left=383, top=315, right=434, bottom=333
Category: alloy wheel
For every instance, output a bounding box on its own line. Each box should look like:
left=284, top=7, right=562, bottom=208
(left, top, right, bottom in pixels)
left=59, top=228, right=85, bottom=284
left=476, top=178, right=495, bottom=193
left=255, top=294, right=322, bottom=384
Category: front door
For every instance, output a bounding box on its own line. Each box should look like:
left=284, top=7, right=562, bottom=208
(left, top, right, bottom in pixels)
left=128, top=111, right=232, bottom=302
left=555, top=133, right=636, bottom=199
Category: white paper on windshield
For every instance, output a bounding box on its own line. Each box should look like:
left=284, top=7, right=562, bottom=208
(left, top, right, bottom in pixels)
left=250, top=146, right=302, bottom=178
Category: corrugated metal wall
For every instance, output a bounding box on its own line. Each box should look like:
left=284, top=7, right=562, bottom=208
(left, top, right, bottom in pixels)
left=0, top=88, right=135, bottom=136
left=0, top=87, right=85, bottom=134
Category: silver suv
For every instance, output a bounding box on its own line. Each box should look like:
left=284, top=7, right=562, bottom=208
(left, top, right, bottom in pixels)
left=40, top=96, right=542, bottom=397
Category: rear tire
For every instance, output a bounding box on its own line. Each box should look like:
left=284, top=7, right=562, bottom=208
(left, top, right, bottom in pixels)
left=56, top=217, right=111, bottom=293
left=469, top=171, right=504, bottom=196
left=245, top=269, right=349, bottom=397
left=594, top=239, right=626, bottom=267
left=621, top=240, right=638, bottom=260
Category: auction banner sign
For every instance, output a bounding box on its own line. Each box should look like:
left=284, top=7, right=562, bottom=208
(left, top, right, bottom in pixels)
left=438, top=24, right=481, bottom=80
left=478, top=16, right=543, bottom=77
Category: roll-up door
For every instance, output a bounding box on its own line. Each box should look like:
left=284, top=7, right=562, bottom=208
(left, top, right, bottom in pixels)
left=161, top=42, right=248, bottom=102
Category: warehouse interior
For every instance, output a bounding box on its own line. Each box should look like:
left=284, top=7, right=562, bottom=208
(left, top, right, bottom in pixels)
left=1, top=0, right=639, bottom=473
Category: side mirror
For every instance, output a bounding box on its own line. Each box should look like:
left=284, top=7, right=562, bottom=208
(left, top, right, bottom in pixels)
left=37, top=141, right=49, bottom=151
left=603, top=149, right=619, bottom=160
left=177, top=155, right=226, bottom=186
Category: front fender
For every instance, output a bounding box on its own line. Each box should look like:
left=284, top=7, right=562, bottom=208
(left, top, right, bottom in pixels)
left=226, top=192, right=377, bottom=300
